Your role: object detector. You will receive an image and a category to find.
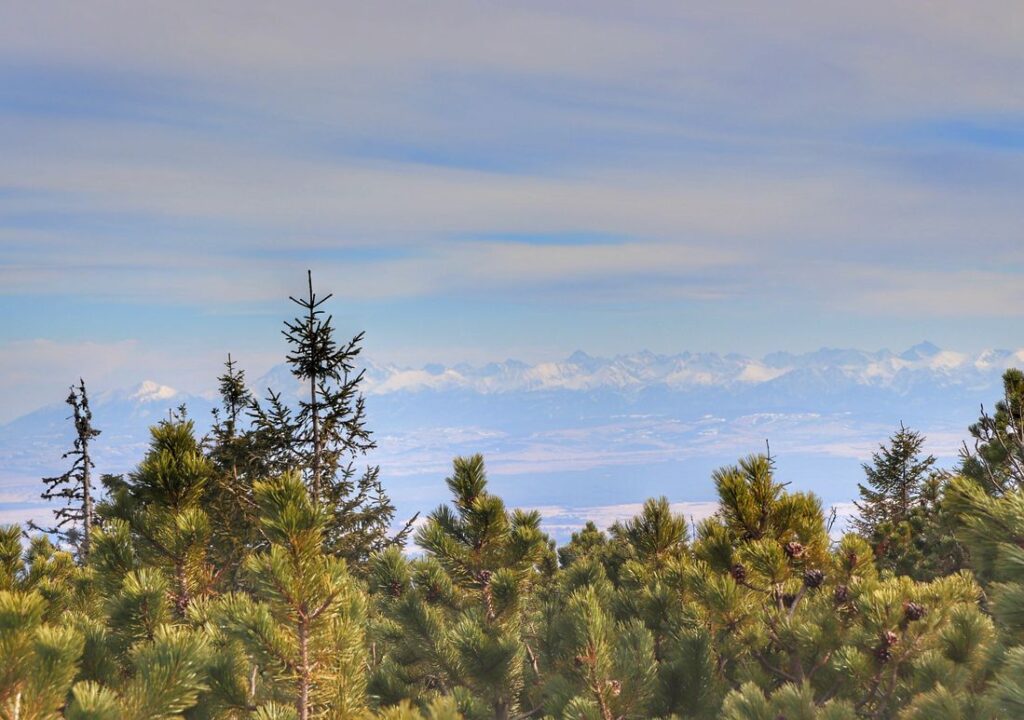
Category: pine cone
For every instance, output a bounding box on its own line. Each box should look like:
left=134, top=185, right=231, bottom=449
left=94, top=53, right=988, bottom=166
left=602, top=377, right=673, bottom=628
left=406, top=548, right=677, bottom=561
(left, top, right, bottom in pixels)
left=730, top=563, right=748, bottom=583
left=387, top=580, right=403, bottom=598
left=784, top=541, right=805, bottom=559
left=903, top=601, right=926, bottom=622
left=873, top=631, right=898, bottom=662
left=802, top=569, right=825, bottom=589
left=425, top=584, right=441, bottom=603
left=834, top=584, right=850, bottom=604
left=477, top=569, right=492, bottom=585
left=606, top=679, right=622, bottom=697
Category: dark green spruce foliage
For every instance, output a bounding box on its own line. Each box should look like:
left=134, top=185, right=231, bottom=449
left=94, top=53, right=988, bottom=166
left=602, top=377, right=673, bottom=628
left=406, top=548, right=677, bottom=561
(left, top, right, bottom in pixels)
left=250, top=271, right=410, bottom=566
left=854, top=424, right=936, bottom=532
left=853, top=425, right=963, bottom=578
left=204, top=354, right=260, bottom=584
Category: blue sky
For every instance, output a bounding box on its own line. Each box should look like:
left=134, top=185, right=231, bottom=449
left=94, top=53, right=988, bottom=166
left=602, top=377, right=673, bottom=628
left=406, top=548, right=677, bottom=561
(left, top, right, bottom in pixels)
left=2, top=2, right=1024, bottom=421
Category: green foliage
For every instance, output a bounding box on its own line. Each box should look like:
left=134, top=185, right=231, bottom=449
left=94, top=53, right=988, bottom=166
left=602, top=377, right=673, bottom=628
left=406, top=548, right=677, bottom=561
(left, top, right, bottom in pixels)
left=249, top=271, right=409, bottom=567
left=854, top=424, right=936, bottom=533
left=0, top=590, right=83, bottom=720
left=207, top=471, right=367, bottom=720
left=852, top=425, right=963, bottom=579
left=961, top=368, right=1024, bottom=494
left=370, top=455, right=552, bottom=720
left=101, top=419, right=215, bottom=615
left=203, top=353, right=260, bottom=588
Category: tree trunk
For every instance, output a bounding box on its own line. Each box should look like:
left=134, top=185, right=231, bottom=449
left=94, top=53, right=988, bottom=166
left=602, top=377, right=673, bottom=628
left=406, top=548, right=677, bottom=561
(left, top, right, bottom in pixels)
left=82, top=440, right=92, bottom=559
left=307, top=271, right=322, bottom=505
left=310, top=371, right=321, bottom=504
left=175, top=560, right=191, bottom=616
left=297, top=616, right=310, bottom=720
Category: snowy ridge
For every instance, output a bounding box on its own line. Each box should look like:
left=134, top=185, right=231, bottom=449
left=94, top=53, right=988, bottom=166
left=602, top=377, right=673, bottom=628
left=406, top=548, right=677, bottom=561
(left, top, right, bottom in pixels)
left=342, top=342, right=1024, bottom=396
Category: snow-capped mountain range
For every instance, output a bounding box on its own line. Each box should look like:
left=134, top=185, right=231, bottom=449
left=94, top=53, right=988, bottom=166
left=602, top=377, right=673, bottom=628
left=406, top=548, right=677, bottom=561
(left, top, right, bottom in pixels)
left=350, top=342, right=1021, bottom=396
left=1, top=342, right=1020, bottom=537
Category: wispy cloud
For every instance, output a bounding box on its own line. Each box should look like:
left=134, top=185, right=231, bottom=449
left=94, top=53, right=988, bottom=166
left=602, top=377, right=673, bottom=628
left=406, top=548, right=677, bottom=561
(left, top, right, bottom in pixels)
left=2, top=2, right=1024, bottom=414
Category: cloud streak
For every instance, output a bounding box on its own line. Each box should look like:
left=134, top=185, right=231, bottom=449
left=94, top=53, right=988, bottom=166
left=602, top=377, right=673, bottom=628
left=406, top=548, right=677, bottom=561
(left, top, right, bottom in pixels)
left=2, top=1, right=1024, bottom=415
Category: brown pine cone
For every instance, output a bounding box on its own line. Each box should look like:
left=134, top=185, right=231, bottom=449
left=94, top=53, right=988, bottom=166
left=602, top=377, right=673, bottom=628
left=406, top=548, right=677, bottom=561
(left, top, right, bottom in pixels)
left=802, top=569, right=825, bottom=589
left=834, top=584, right=850, bottom=603
left=784, top=541, right=805, bottom=559
left=730, top=563, right=748, bottom=582
left=903, top=601, right=926, bottom=622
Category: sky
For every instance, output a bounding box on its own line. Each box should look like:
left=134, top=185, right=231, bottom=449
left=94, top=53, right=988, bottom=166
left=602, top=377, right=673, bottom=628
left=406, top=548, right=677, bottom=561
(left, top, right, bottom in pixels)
left=2, top=2, right=1024, bottom=422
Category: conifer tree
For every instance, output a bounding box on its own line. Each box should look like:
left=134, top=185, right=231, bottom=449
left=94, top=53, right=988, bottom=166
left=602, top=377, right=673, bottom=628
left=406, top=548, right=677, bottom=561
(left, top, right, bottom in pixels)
left=247, top=390, right=299, bottom=478
left=961, top=368, right=1024, bottom=494
left=251, top=271, right=409, bottom=564
left=205, top=354, right=259, bottom=583
left=33, top=380, right=101, bottom=559
left=559, top=585, right=656, bottom=720
left=557, top=521, right=607, bottom=569
left=205, top=471, right=368, bottom=720
left=610, top=496, right=688, bottom=569
left=699, top=454, right=830, bottom=572
left=211, top=354, right=252, bottom=442
left=369, top=455, right=552, bottom=719
left=101, top=418, right=214, bottom=616
left=850, top=425, right=963, bottom=578
left=0, top=589, right=84, bottom=719
left=853, top=424, right=936, bottom=535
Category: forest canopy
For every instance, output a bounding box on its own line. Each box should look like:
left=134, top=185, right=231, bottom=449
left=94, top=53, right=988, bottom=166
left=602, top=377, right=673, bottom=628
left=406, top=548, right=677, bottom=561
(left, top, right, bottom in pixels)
left=4, top=275, right=1024, bottom=720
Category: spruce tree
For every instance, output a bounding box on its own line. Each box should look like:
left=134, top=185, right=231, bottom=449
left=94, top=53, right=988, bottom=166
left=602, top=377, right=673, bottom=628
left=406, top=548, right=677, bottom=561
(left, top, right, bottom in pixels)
left=851, top=425, right=961, bottom=578
left=211, top=354, right=251, bottom=442
left=33, top=380, right=101, bottom=559
left=251, top=271, right=409, bottom=564
left=853, top=423, right=936, bottom=535
left=205, top=354, right=259, bottom=584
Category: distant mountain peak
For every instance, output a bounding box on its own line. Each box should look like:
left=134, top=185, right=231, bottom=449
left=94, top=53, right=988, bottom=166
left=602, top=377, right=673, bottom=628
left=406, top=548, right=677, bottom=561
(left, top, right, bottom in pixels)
left=900, top=341, right=942, bottom=361
left=130, top=380, right=178, bottom=403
